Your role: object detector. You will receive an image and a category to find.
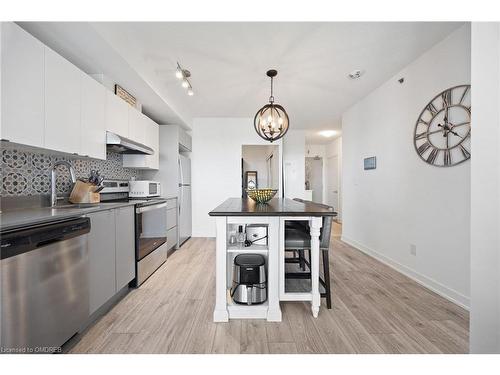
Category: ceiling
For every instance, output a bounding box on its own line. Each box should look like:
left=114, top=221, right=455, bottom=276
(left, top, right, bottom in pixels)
left=91, top=22, right=463, bottom=139
left=20, top=22, right=464, bottom=137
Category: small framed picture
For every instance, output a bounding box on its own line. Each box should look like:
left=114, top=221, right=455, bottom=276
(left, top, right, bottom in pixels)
left=115, top=84, right=137, bottom=108
left=364, top=156, right=376, bottom=170
left=245, top=171, right=258, bottom=190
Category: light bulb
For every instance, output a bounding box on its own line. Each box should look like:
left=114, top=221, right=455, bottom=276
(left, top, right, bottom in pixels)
left=278, top=117, right=284, bottom=125
left=175, top=68, right=183, bottom=79
left=181, top=79, right=189, bottom=88
left=267, top=115, right=272, bottom=123
left=187, top=88, right=194, bottom=96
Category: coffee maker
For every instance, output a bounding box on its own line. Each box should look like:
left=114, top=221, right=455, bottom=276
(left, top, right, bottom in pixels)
left=230, top=254, right=267, bottom=305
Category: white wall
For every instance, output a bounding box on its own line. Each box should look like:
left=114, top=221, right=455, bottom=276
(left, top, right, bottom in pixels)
left=270, top=146, right=280, bottom=189
left=191, top=118, right=304, bottom=237
left=306, top=144, right=326, bottom=158
left=341, top=25, right=471, bottom=308
left=470, top=23, right=500, bottom=354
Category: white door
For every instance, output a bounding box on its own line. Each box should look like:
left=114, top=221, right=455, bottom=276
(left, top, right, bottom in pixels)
left=326, top=155, right=339, bottom=213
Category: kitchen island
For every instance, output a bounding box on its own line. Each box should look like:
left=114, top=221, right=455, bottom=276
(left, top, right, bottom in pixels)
left=208, top=197, right=336, bottom=322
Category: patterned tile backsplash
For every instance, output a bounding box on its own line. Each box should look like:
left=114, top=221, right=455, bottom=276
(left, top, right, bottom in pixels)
left=1, top=148, right=142, bottom=196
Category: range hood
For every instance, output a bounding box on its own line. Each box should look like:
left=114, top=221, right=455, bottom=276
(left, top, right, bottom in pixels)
left=106, top=132, right=154, bottom=155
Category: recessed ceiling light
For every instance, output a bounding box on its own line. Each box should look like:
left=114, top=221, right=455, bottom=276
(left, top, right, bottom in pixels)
left=348, top=69, right=364, bottom=80
left=319, top=130, right=337, bottom=138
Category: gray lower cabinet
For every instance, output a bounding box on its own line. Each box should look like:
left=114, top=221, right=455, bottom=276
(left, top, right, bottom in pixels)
left=87, top=210, right=116, bottom=315
left=115, top=206, right=135, bottom=290
left=166, top=198, right=178, bottom=250
left=87, top=206, right=136, bottom=316
left=167, top=226, right=178, bottom=250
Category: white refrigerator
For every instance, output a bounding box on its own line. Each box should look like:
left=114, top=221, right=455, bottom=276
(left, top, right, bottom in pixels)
left=178, top=154, right=192, bottom=246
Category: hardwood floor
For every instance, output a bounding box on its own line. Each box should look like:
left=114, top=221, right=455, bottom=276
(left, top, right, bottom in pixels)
left=68, top=225, right=469, bottom=354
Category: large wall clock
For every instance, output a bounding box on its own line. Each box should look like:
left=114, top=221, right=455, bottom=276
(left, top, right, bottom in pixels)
left=414, top=84, right=471, bottom=167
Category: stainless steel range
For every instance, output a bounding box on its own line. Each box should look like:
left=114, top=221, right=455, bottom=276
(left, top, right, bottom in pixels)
left=100, top=180, right=168, bottom=286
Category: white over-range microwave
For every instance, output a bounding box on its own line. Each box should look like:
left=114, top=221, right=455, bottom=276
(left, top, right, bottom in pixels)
left=129, top=180, right=161, bottom=198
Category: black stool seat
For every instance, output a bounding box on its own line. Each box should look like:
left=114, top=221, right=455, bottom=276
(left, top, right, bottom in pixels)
left=283, top=198, right=337, bottom=309
left=285, top=220, right=309, bottom=232
left=284, top=227, right=311, bottom=248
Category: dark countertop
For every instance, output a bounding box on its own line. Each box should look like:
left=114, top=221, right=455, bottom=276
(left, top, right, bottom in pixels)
left=0, top=200, right=145, bottom=232
left=209, top=198, right=337, bottom=217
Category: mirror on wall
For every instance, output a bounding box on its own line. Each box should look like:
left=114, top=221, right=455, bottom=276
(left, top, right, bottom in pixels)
left=241, top=145, right=280, bottom=198
left=305, top=156, right=323, bottom=203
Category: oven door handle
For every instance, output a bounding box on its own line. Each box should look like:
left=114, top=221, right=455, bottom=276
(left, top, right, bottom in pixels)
left=135, top=202, right=168, bottom=214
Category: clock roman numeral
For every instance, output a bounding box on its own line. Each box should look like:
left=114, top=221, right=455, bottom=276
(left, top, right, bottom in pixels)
left=459, top=86, right=470, bottom=105
left=417, top=142, right=431, bottom=155
left=444, top=149, right=451, bottom=166
left=426, top=102, right=439, bottom=117
left=442, top=90, right=452, bottom=107
left=426, top=148, right=439, bottom=164
left=460, top=144, right=471, bottom=159
left=415, top=132, right=427, bottom=140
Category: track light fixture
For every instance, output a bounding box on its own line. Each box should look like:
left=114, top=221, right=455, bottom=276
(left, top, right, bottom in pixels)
left=175, top=62, right=194, bottom=96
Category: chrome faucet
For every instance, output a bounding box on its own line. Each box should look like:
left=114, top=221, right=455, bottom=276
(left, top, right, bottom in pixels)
left=51, top=160, right=76, bottom=207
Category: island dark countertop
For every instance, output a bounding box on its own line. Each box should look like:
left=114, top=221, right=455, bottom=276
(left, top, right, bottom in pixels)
left=208, top=198, right=337, bottom=217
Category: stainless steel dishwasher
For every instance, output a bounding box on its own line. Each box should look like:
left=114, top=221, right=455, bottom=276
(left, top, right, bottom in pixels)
left=1, top=217, right=90, bottom=353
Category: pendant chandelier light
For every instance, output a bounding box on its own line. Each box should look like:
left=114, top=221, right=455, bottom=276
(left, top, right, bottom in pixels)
left=254, top=69, right=289, bottom=142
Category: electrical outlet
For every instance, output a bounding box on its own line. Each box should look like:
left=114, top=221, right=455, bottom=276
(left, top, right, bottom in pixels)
left=410, top=244, right=417, bottom=256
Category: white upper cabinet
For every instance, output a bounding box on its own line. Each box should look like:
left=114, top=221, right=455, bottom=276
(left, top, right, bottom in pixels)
left=122, top=116, right=159, bottom=170
left=1, top=23, right=45, bottom=147
left=1, top=22, right=152, bottom=158
left=44, top=47, right=82, bottom=154
left=81, top=75, right=106, bottom=160
left=105, top=90, right=129, bottom=138
left=128, top=106, right=146, bottom=145
left=147, top=119, right=160, bottom=170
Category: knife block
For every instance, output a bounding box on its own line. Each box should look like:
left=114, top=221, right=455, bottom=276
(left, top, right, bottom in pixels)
left=69, top=180, right=100, bottom=204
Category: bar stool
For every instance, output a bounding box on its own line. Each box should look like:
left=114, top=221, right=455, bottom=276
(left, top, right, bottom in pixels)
left=284, top=199, right=336, bottom=309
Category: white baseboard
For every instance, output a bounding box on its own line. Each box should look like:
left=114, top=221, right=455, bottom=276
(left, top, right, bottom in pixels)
left=340, top=235, right=470, bottom=310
